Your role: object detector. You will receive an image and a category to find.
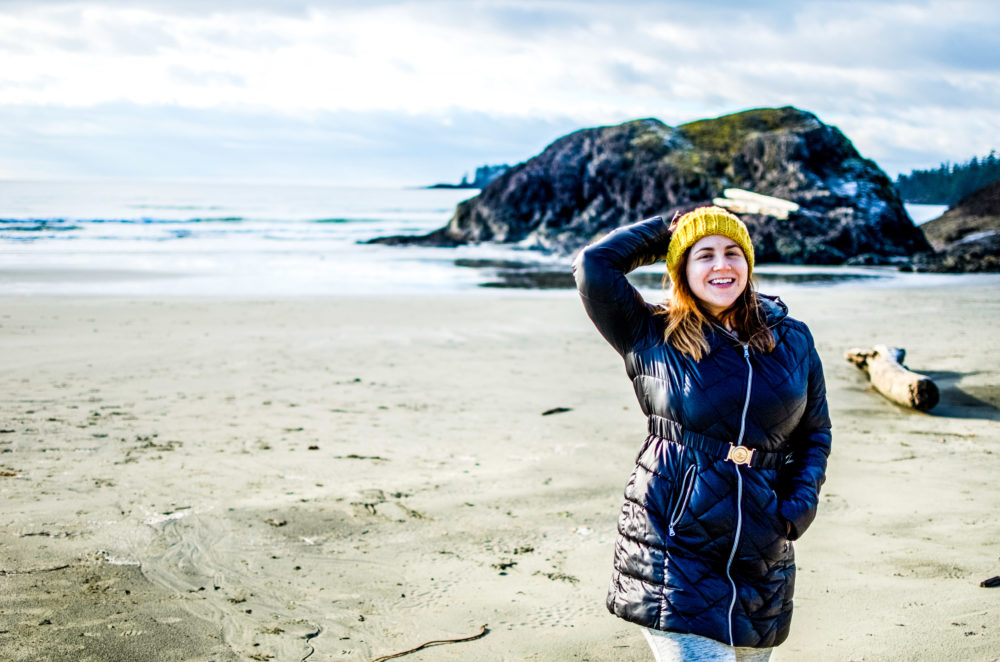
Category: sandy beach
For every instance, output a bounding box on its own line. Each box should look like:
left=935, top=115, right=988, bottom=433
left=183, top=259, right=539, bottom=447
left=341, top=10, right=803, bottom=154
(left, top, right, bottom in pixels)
left=2, top=278, right=999, bottom=661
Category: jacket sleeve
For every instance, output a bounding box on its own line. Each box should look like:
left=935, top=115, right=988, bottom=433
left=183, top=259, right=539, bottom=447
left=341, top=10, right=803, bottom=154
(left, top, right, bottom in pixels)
left=571, top=216, right=673, bottom=356
left=779, top=328, right=832, bottom=541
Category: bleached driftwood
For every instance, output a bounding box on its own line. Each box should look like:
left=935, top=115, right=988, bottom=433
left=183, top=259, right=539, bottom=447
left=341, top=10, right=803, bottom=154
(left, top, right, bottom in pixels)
left=712, top=188, right=801, bottom=219
left=845, top=345, right=939, bottom=411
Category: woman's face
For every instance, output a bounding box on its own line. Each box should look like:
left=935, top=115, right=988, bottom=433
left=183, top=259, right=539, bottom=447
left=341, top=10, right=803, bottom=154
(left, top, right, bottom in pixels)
left=684, top=234, right=749, bottom=317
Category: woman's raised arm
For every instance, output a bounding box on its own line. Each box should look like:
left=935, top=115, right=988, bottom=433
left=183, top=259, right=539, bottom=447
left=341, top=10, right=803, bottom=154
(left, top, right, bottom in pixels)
left=571, top=216, right=673, bottom=356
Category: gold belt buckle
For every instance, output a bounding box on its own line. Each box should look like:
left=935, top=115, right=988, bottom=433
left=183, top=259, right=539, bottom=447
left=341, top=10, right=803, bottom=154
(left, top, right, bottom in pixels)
left=726, top=444, right=754, bottom=466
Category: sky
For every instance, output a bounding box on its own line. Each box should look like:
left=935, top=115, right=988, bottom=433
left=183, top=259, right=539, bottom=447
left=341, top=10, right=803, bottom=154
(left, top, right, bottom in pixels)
left=0, top=0, right=997, bottom=186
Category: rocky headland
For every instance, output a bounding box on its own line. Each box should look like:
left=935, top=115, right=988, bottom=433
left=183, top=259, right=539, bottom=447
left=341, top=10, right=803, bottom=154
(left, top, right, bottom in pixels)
left=374, top=106, right=931, bottom=264
left=909, top=180, right=1000, bottom=272
left=428, top=164, right=511, bottom=189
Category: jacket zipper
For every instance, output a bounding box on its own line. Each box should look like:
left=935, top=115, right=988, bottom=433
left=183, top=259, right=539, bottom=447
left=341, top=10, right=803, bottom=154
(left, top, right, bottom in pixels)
left=725, top=343, right=753, bottom=646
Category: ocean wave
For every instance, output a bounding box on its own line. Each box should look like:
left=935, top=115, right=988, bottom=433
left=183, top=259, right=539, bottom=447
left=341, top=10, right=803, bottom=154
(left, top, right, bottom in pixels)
left=0, top=216, right=245, bottom=225
left=311, top=217, right=381, bottom=224
left=128, top=203, right=226, bottom=211
left=0, top=220, right=82, bottom=232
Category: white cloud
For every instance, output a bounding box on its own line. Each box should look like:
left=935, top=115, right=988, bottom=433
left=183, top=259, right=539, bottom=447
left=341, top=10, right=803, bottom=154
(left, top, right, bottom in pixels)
left=0, top=0, right=997, bottom=180
left=0, top=4, right=583, bottom=114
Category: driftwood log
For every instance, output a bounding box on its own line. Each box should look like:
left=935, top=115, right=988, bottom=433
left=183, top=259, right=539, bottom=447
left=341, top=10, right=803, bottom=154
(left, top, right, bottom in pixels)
left=845, top=345, right=940, bottom=411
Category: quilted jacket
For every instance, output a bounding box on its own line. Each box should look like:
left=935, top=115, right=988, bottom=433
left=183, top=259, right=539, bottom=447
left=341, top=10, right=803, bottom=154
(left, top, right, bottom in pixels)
left=572, top=216, right=832, bottom=648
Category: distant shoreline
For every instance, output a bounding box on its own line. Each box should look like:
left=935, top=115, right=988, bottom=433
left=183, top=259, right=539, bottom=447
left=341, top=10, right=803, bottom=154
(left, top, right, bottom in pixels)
left=2, top=262, right=997, bottom=298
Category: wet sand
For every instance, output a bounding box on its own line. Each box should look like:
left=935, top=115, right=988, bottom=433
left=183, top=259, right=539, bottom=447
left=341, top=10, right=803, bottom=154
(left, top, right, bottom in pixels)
left=1, top=280, right=999, bottom=661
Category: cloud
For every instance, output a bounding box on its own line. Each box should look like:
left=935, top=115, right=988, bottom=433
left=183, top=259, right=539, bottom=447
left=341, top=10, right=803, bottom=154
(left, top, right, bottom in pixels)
left=0, top=0, right=997, bottom=180
left=168, top=66, right=247, bottom=89
left=3, top=1, right=997, bottom=114
left=0, top=0, right=320, bottom=16
left=0, top=102, right=581, bottom=183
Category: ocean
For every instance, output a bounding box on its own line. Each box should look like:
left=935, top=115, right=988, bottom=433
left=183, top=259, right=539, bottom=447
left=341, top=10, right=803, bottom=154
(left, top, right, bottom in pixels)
left=0, top=180, right=567, bottom=296
left=0, top=179, right=951, bottom=296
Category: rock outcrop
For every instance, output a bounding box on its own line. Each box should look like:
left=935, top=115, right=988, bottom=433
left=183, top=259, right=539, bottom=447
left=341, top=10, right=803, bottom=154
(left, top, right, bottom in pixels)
left=375, top=107, right=931, bottom=263
left=909, top=181, right=1000, bottom=272
left=428, top=164, right=511, bottom=189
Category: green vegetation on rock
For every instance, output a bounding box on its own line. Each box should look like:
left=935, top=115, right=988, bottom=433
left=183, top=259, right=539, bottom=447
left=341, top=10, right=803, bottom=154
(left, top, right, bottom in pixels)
left=678, top=107, right=819, bottom=157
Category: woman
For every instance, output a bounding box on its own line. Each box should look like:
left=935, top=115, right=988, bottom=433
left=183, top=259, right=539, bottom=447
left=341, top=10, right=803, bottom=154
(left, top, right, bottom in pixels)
left=572, top=207, right=831, bottom=661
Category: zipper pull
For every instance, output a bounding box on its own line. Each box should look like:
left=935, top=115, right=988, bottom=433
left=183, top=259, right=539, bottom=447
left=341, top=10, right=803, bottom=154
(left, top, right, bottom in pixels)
left=742, top=344, right=749, bottom=359
left=668, top=525, right=676, bottom=537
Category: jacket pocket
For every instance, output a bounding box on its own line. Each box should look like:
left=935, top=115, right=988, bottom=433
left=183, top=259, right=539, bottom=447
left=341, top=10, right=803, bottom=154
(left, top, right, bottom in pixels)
left=769, top=489, right=791, bottom=540
left=667, top=464, right=697, bottom=537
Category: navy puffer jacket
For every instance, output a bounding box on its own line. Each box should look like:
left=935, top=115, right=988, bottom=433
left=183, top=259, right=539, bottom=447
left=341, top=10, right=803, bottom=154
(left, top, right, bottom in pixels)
left=572, top=216, right=832, bottom=648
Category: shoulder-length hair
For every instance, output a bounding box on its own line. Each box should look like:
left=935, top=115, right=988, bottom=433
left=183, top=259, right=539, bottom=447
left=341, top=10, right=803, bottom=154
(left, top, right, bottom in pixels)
left=655, top=250, right=776, bottom=360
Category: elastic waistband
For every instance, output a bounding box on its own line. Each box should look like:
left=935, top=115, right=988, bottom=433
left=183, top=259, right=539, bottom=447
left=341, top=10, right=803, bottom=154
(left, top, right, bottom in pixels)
left=647, top=415, right=787, bottom=470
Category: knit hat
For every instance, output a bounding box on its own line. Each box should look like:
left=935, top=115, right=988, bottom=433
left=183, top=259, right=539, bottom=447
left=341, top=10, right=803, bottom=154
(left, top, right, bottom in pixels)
left=665, top=206, right=754, bottom=282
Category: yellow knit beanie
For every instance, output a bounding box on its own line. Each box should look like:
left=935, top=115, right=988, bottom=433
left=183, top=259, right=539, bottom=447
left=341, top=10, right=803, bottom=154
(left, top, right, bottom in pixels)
left=665, top=206, right=754, bottom=282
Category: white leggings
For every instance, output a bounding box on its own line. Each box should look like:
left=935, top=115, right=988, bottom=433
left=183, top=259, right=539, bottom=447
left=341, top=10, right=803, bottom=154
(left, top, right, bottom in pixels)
left=643, top=628, right=773, bottom=662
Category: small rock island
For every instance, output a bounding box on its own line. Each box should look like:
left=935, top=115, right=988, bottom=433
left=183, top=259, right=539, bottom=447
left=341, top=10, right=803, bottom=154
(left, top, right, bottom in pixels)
left=375, top=106, right=931, bottom=265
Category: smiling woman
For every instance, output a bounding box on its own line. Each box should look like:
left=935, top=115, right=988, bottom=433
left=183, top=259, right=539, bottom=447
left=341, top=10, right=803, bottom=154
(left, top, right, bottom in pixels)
left=573, top=206, right=832, bottom=661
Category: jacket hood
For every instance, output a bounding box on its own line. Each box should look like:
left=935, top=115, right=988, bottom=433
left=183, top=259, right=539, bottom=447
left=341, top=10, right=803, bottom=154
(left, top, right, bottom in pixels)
left=758, top=293, right=788, bottom=328
left=703, top=292, right=788, bottom=351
